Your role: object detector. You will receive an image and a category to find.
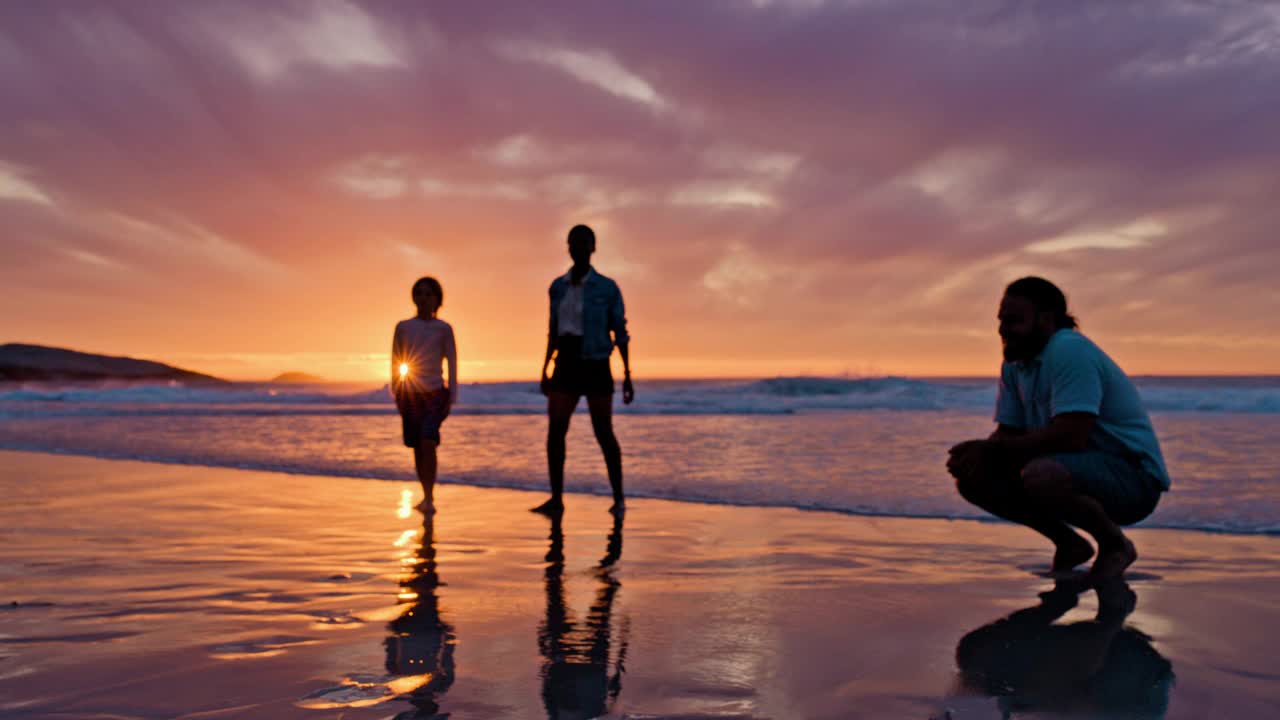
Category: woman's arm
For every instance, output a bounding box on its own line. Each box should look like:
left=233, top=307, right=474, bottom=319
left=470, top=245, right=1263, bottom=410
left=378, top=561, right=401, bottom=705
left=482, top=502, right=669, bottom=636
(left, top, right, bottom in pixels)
left=611, top=287, right=634, bottom=404
left=540, top=335, right=557, bottom=396
left=542, top=283, right=559, bottom=395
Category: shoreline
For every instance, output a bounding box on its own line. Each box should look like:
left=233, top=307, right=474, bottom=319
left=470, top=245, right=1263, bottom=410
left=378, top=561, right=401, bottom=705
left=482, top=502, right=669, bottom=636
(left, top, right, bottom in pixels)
left=3, top=446, right=1276, bottom=539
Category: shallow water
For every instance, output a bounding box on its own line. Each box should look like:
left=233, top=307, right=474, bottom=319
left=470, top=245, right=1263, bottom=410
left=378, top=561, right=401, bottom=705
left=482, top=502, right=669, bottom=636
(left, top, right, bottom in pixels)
left=1, top=407, right=1277, bottom=535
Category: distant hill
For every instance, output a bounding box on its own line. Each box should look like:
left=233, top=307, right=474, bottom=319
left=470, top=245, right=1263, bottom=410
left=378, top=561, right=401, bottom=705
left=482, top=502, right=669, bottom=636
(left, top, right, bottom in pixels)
left=0, top=343, right=226, bottom=384
left=269, top=371, right=326, bottom=384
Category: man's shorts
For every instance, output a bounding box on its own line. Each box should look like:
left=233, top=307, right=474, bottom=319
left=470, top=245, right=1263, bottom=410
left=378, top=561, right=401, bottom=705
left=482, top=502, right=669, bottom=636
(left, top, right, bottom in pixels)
left=1051, top=450, right=1164, bottom=526
left=547, top=335, right=614, bottom=398
left=399, top=389, right=450, bottom=448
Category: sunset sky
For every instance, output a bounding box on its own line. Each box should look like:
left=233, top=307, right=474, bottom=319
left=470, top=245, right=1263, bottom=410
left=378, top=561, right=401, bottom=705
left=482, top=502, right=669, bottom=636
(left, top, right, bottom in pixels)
left=3, top=2, right=1278, bottom=382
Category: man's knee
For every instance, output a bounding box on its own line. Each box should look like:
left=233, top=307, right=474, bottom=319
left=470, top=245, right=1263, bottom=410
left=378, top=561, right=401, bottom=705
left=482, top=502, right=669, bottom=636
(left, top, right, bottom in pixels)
left=952, top=457, right=1004, bottom=503
left=1021, top=458, right=1072, bottom=499
left=954, top=471, right=985, bottom=505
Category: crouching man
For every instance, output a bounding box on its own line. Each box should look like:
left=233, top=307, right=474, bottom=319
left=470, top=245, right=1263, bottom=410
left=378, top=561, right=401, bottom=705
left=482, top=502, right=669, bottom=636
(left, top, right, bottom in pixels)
left=948, top=277, right=1170, bottom=581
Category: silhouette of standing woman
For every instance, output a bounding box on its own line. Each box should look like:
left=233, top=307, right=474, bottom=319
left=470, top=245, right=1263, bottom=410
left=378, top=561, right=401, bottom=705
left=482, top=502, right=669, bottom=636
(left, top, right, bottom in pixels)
left=534, top=225, right=633, bottom=516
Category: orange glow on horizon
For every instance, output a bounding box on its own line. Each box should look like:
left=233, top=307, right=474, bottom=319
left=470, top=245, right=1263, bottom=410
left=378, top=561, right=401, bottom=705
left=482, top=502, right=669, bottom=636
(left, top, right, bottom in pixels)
left=4, top=5, right=1278, bottom=386
left=70, top=298, right=1280, bottom=384
left=187, top=347, right=1280, bottom=384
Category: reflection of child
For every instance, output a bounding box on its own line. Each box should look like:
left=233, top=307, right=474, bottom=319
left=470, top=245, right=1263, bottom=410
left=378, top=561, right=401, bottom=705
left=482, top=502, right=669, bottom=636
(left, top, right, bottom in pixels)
left=391, top=277, right=457, bottom=511
left=386, top=516, right=456, bottom=718
left=385, top=615, right=455, bottom=718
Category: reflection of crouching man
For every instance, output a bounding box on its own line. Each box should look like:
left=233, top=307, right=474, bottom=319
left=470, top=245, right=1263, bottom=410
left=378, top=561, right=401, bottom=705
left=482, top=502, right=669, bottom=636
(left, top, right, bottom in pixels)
left=954, top=580, right=1174, bottom=718
left=947, top=277, right=1170, bottom=581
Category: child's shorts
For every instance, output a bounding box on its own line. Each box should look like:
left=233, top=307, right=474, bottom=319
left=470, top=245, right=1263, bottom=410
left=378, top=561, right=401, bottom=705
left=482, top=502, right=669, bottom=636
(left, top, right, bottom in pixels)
left=400, top=389, right=450, bottom=448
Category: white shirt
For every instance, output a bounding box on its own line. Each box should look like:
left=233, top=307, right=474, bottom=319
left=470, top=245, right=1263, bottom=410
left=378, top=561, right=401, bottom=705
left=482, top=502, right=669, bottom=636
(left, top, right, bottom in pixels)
left=392, top=317, right=457, bottom=400
left=557, top=269, right=592, bottom=336
left=996, top=329, right=1169, bottom=489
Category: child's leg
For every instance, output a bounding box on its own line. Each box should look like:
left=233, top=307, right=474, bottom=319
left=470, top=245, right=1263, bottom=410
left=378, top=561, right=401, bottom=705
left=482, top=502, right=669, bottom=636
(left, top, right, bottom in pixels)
left=414, top=391, right=449, bottom=511
left=414, top=440, right=438, bottom=508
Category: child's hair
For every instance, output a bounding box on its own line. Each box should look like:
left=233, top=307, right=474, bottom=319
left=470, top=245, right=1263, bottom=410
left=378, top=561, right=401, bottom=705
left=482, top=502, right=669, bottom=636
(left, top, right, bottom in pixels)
left=412, top=276, right=444, bottom=308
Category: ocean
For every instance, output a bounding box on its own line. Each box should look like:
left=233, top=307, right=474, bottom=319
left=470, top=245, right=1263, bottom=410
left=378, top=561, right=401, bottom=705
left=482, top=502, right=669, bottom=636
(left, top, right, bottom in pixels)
left=1, top=376, right=1277, bottom=535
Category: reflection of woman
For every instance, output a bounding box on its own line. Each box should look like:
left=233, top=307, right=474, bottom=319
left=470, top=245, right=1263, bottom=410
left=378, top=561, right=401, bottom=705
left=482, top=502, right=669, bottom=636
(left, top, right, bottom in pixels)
left=385, top=515, right=456, bottom=719
left=538, top=512, right=628, bottom=720
left=953, top=580, right=1174, bottom=719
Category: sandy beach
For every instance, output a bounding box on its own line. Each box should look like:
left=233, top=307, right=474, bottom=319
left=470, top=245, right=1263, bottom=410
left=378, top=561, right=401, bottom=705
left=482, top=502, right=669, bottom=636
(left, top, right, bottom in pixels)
left=1, top=449, right=1277, bottom=719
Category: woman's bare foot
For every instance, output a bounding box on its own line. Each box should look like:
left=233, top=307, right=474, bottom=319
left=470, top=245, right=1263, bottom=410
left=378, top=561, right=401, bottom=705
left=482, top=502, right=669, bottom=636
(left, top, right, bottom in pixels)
left=1051, top=534, right=1095, bottom=575
left=530, top=498, right=564, bottom=516
left=1088, top=537, right=1137, bottom=583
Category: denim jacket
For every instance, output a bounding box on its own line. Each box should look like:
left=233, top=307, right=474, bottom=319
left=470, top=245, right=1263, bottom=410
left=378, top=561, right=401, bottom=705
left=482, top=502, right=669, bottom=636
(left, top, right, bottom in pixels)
left=549, top=268, right=629, bottom=360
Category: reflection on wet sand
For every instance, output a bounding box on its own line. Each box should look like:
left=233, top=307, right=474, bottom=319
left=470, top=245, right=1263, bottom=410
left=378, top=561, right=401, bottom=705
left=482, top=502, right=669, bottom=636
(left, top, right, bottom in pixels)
left=539, top=512, right=629, bottom=720
left=951, top=579, right=1174, bottom=719
left=385, top=514, right=456, bottom=719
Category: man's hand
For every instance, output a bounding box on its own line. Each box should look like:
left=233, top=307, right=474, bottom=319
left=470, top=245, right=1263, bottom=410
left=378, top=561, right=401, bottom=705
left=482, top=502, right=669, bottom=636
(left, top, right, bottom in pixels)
left=540, top=373, right=552, bottom=396
left=622, top=375, right=635, bottom=405
left=947, top=439, right=992, bottom=481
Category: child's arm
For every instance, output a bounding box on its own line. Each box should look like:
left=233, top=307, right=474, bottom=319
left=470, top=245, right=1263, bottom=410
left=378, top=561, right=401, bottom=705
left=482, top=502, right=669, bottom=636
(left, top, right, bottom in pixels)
left=390, top=325, right=404, bottom=402
left=445, top=325, right=458, bottom=406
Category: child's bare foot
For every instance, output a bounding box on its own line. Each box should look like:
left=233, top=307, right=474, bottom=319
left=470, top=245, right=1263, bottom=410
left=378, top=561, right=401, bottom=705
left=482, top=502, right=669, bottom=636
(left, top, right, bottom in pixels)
left=1088, top=537, right=1137, bottom=583
left=1051, top=534, right=1095, bottom=576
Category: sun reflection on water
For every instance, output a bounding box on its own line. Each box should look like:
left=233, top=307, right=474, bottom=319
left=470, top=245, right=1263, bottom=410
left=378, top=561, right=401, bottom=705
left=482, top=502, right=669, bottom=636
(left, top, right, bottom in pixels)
left=394, top=529, right=418, bottom=548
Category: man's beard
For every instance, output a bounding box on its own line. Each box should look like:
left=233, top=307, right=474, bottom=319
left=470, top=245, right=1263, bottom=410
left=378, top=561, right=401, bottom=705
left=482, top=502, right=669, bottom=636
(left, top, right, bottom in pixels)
left=1002, top=331, right=1051, bottom=363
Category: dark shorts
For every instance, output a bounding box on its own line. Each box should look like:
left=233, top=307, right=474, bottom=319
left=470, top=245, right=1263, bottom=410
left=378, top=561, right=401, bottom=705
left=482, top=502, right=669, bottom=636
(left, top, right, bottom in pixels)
left=548, top=335, right=613, bottom=398
left=1051, top=451, right=1163, bottom=525
left=399, top=389, right=450, bottom=448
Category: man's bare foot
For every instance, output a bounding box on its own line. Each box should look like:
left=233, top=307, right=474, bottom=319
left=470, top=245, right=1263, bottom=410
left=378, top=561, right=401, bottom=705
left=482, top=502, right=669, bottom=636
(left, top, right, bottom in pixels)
left=1087, top=537, right=1137, bottom=583
left=1037, top=580, right=1082, bottom=613
left=608, top=500, right=625, bottom=516
left=1094, top=577, right=1138, bottom=622
left=415, top=498, right=436, bottom=514
left=530, top=498, right=564, bottom=516
left=1051, top=535, right=1095, bottom=575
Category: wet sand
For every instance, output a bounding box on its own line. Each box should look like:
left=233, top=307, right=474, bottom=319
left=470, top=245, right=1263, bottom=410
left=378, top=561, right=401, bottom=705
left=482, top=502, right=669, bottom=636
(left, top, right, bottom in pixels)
left=0, top=449, right=1277, bottom=719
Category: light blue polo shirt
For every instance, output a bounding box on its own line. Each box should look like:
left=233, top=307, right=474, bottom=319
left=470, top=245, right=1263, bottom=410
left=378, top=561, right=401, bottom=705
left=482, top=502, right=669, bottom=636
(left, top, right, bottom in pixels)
left=995, top=329, right=1171, bottom=490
